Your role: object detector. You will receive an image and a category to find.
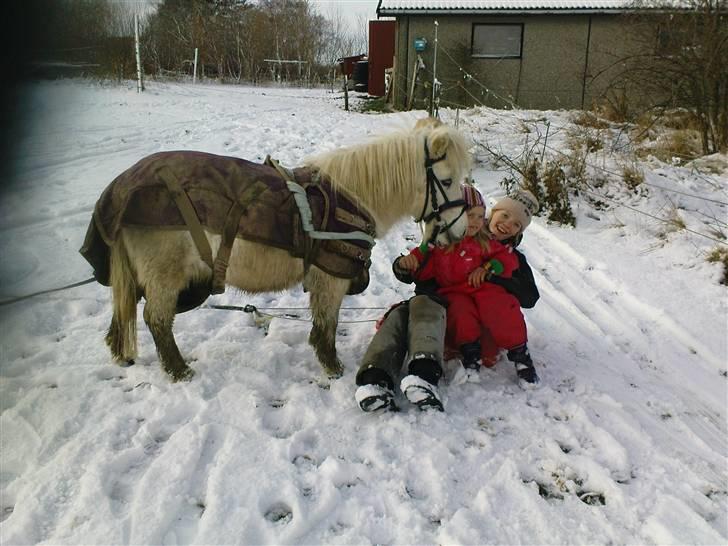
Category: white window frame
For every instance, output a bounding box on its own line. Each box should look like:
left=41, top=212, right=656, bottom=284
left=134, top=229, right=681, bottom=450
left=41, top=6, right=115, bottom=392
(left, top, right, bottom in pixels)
left=472, top=24, right=523, bottom=59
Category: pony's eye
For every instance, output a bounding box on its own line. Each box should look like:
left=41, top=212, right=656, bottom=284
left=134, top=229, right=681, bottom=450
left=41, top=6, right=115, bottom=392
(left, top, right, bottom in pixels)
left=440, top=178, right=453, bottom=187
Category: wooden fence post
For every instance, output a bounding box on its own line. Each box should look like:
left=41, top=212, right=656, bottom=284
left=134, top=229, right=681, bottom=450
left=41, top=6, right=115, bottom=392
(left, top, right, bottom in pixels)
left=344, top=74, right=349, bottom=111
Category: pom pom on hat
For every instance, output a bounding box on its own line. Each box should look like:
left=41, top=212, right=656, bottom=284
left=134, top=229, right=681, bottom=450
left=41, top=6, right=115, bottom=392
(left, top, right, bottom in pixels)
left=492, top=189, right=539, bottom=232
left=462, top=184, right=485, bottom=209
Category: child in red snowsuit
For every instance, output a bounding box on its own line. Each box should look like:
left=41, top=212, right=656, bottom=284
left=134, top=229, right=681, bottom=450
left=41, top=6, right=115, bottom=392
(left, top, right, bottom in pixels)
left=398, top=186, right=541, bottom=386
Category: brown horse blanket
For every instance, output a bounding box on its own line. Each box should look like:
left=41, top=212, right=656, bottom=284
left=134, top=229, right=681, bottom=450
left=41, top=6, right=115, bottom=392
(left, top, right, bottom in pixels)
left=80, top=151, right=375, bottom=295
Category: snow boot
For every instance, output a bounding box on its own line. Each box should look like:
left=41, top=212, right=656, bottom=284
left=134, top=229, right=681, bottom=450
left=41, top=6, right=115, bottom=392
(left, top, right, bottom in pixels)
left=400, top=374, right=443, bottom=412
left=407, top=352, right=443, bottom=386
left=458, top=341, right=482, bottom=383
left=355, top=368, right=398, bottom=412
left=402, top=353, right=444, bottom=411
left=508, top=344, right=540, bottom=388
left=355, top=384, right=397, bottom=412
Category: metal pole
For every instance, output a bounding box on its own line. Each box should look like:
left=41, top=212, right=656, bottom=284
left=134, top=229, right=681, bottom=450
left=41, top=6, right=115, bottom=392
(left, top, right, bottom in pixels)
left=134, top=13, right=144, bottom=92
left=431, top=20, right=438, bottom=116
left=193, top=48, right=198, bottom=84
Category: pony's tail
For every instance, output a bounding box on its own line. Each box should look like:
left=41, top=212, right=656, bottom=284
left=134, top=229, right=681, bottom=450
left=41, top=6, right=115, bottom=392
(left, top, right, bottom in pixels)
left=106, top=239, right=138, bottom=362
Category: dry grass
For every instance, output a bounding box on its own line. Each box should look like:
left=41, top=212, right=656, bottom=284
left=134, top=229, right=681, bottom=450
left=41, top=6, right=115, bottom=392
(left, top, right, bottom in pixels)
left=540, top=161, right=576, bottom=226
left=666, top=208, right=687, bottom=232
left=706, top=247, right=728, bottom=285
left=572, top=111, right=611, bottom=130
left=659, top=109, right=702, bottom=131
left=635, top=129, right=703, bottom=164
left=621, top=163, right=645, bottom=191
left=564, top=131, right=591, bottom=183
left=632, top=109, right=704, bottom=164
left=592, top=92, right=630, bottom=123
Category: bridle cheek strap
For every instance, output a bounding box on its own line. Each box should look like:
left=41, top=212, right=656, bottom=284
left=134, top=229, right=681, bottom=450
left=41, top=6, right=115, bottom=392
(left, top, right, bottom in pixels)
left=417, top=141, right=467, bottom=246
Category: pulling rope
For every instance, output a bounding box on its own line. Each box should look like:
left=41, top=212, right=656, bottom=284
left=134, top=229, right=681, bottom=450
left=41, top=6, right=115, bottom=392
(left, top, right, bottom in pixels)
left=203, top=303, right=383, bottom=324
left=0, top=278, right=386, bottom=324
left=0, top=278, right=96, bottom=307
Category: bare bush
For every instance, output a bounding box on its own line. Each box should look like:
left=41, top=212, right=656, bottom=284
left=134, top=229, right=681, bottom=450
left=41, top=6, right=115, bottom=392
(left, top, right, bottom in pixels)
left=605, top=0, right=728, bottom=153
left=477, top=122, right=579, bottom=227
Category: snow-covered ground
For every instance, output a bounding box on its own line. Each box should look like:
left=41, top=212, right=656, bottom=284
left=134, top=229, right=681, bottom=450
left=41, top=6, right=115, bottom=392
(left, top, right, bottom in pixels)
left=0, top=80, right=726, bottom=545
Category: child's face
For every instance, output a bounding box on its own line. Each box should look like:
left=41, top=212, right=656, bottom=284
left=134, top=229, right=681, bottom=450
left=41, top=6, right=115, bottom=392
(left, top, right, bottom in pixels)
left=489, top=209, right=522, bottom=240
left=466, top=206, right=485, bottom=237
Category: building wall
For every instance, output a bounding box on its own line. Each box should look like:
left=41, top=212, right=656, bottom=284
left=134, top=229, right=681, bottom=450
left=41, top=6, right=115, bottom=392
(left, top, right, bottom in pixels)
left=391, top=12, right=644, bottom=111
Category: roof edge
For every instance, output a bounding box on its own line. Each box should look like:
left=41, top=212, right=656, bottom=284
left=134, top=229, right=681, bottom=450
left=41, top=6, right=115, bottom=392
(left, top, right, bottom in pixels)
left=378, top=8, right=634, bottom=14
left=377, top=3, right=698, bottom=16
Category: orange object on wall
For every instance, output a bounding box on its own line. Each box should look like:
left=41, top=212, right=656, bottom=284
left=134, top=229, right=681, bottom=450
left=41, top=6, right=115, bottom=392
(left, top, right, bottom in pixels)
left=368, top=20, right=396, bottom=97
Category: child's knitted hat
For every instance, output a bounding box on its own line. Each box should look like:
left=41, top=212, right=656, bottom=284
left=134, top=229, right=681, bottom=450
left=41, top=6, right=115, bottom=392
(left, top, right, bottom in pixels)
left=492, top=189, right=540, bottom=232
left=462, top=184, right=485, bottom=209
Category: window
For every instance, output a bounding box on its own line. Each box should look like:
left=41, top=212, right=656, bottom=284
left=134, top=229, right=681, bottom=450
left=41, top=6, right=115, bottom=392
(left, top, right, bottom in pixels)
left=472, top=24, right=523, bottom=58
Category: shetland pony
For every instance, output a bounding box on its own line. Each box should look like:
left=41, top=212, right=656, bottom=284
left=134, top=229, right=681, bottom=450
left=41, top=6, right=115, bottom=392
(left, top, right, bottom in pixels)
left=105, top=121, right=472, bottom=381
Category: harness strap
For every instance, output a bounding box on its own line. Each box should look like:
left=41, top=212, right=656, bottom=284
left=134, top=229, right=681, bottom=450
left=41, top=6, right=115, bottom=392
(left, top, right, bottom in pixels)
left=210, top=182, right=267, bottom=294
left=335, top=208, right=372, bottom=233
left=286, top=181, right=376, bottom=245
left=327, top=239, right=372, bottom=262
left=266, top=155, right=376, bottom=246
left=158, top=167, right=214, bottom=270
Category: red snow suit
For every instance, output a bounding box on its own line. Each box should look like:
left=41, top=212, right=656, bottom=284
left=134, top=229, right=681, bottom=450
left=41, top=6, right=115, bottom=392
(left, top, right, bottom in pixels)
left=410, top=236, right=527, bottom=358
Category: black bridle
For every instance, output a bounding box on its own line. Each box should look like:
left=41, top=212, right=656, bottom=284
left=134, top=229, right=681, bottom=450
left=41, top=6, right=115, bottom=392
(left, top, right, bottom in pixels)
left=416, top=141, right=467, bottom=245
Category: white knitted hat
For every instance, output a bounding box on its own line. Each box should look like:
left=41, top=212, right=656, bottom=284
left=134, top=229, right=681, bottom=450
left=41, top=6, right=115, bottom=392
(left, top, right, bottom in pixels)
left=491, top=189, right=539, bottom=232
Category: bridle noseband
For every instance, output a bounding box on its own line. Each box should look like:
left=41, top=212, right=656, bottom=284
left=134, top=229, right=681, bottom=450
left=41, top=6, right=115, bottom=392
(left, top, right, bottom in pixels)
left=416, top=140, right=467, bottom=245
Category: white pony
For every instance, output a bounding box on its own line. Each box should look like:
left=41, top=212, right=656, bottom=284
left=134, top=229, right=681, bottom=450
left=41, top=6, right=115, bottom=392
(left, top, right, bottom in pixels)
left=94, top=120, right=472, bottom=381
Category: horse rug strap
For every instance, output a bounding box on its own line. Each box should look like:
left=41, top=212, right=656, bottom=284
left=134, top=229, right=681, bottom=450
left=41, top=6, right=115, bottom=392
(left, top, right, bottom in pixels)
left=211, top=181, right=266, bottom=293
left=157, top=166, right=267, bottom=294
left=157, top=167, right=214, bottom=270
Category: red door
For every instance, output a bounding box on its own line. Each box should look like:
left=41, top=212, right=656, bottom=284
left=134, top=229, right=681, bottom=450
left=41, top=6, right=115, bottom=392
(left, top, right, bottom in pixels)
left=368, top=20, right=396, bottom=97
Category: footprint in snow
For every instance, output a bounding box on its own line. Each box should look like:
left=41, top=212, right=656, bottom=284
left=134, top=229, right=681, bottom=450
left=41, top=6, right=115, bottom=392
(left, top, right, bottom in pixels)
left=263, top=502, right=293, bottom=525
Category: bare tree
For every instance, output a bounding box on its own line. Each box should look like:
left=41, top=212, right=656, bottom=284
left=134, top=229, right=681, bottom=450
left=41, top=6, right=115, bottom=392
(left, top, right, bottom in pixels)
left=351, top=13, right=369, bottom=56
left=605, top=0, right=728, bottom=153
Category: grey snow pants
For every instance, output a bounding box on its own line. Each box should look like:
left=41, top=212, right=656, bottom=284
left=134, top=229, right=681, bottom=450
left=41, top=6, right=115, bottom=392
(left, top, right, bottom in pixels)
left=355, top=294, right=445, bottom=387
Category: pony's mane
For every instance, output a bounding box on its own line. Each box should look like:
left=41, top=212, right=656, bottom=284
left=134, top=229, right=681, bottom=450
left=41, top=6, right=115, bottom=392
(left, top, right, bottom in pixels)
left=303, top=125, right=471, bottom=229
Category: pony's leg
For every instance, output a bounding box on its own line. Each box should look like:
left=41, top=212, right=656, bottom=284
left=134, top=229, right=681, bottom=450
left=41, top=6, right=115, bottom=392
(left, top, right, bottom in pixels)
left=122, top=229, right=203, bottom=381
left=306, top=268, right=350, bottom=378
left=142, top=285, right=195, bottom=382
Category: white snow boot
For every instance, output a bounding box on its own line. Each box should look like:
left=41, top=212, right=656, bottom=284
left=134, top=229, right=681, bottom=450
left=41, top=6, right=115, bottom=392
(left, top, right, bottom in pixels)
left=400, top=374, right=443, bottom=412
left=355, top=384, right=397, bottom=412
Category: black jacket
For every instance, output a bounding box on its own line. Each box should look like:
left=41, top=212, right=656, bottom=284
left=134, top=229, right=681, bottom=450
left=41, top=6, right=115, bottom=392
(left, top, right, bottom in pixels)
left=487, top=249, right=539, bottom=308
left=392, top=248, right=539, bottom=309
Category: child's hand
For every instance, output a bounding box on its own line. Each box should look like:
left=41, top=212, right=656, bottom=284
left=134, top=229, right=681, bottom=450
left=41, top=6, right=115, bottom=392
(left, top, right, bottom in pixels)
left=397, top=254, right=420, bottom=272
left=468, top=266, right=489, bottom=288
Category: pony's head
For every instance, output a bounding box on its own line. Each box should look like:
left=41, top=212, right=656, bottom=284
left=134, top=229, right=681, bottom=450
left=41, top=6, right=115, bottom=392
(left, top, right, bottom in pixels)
left=304, top=119, right=472, bottom=244
left=413, top=118, right=472, bottom=246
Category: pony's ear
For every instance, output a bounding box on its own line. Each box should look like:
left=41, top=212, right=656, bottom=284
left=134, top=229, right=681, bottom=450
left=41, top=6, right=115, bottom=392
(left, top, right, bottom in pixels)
left=427, top=126, right=451, bottom=160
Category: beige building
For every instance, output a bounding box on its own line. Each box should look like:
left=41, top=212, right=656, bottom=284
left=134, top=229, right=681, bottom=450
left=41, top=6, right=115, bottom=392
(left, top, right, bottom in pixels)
left=377, top=0, right=659, bottom=111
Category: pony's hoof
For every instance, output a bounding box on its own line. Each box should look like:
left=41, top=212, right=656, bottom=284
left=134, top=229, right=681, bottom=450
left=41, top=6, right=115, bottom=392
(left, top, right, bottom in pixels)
left=169, top=366, right=196, bottom=382
left=323, top=363, right=343, bottom=379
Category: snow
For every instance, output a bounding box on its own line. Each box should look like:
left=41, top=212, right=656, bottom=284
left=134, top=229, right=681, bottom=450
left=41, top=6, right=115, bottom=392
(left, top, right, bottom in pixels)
left=0, top=79, right=726, bottom=545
